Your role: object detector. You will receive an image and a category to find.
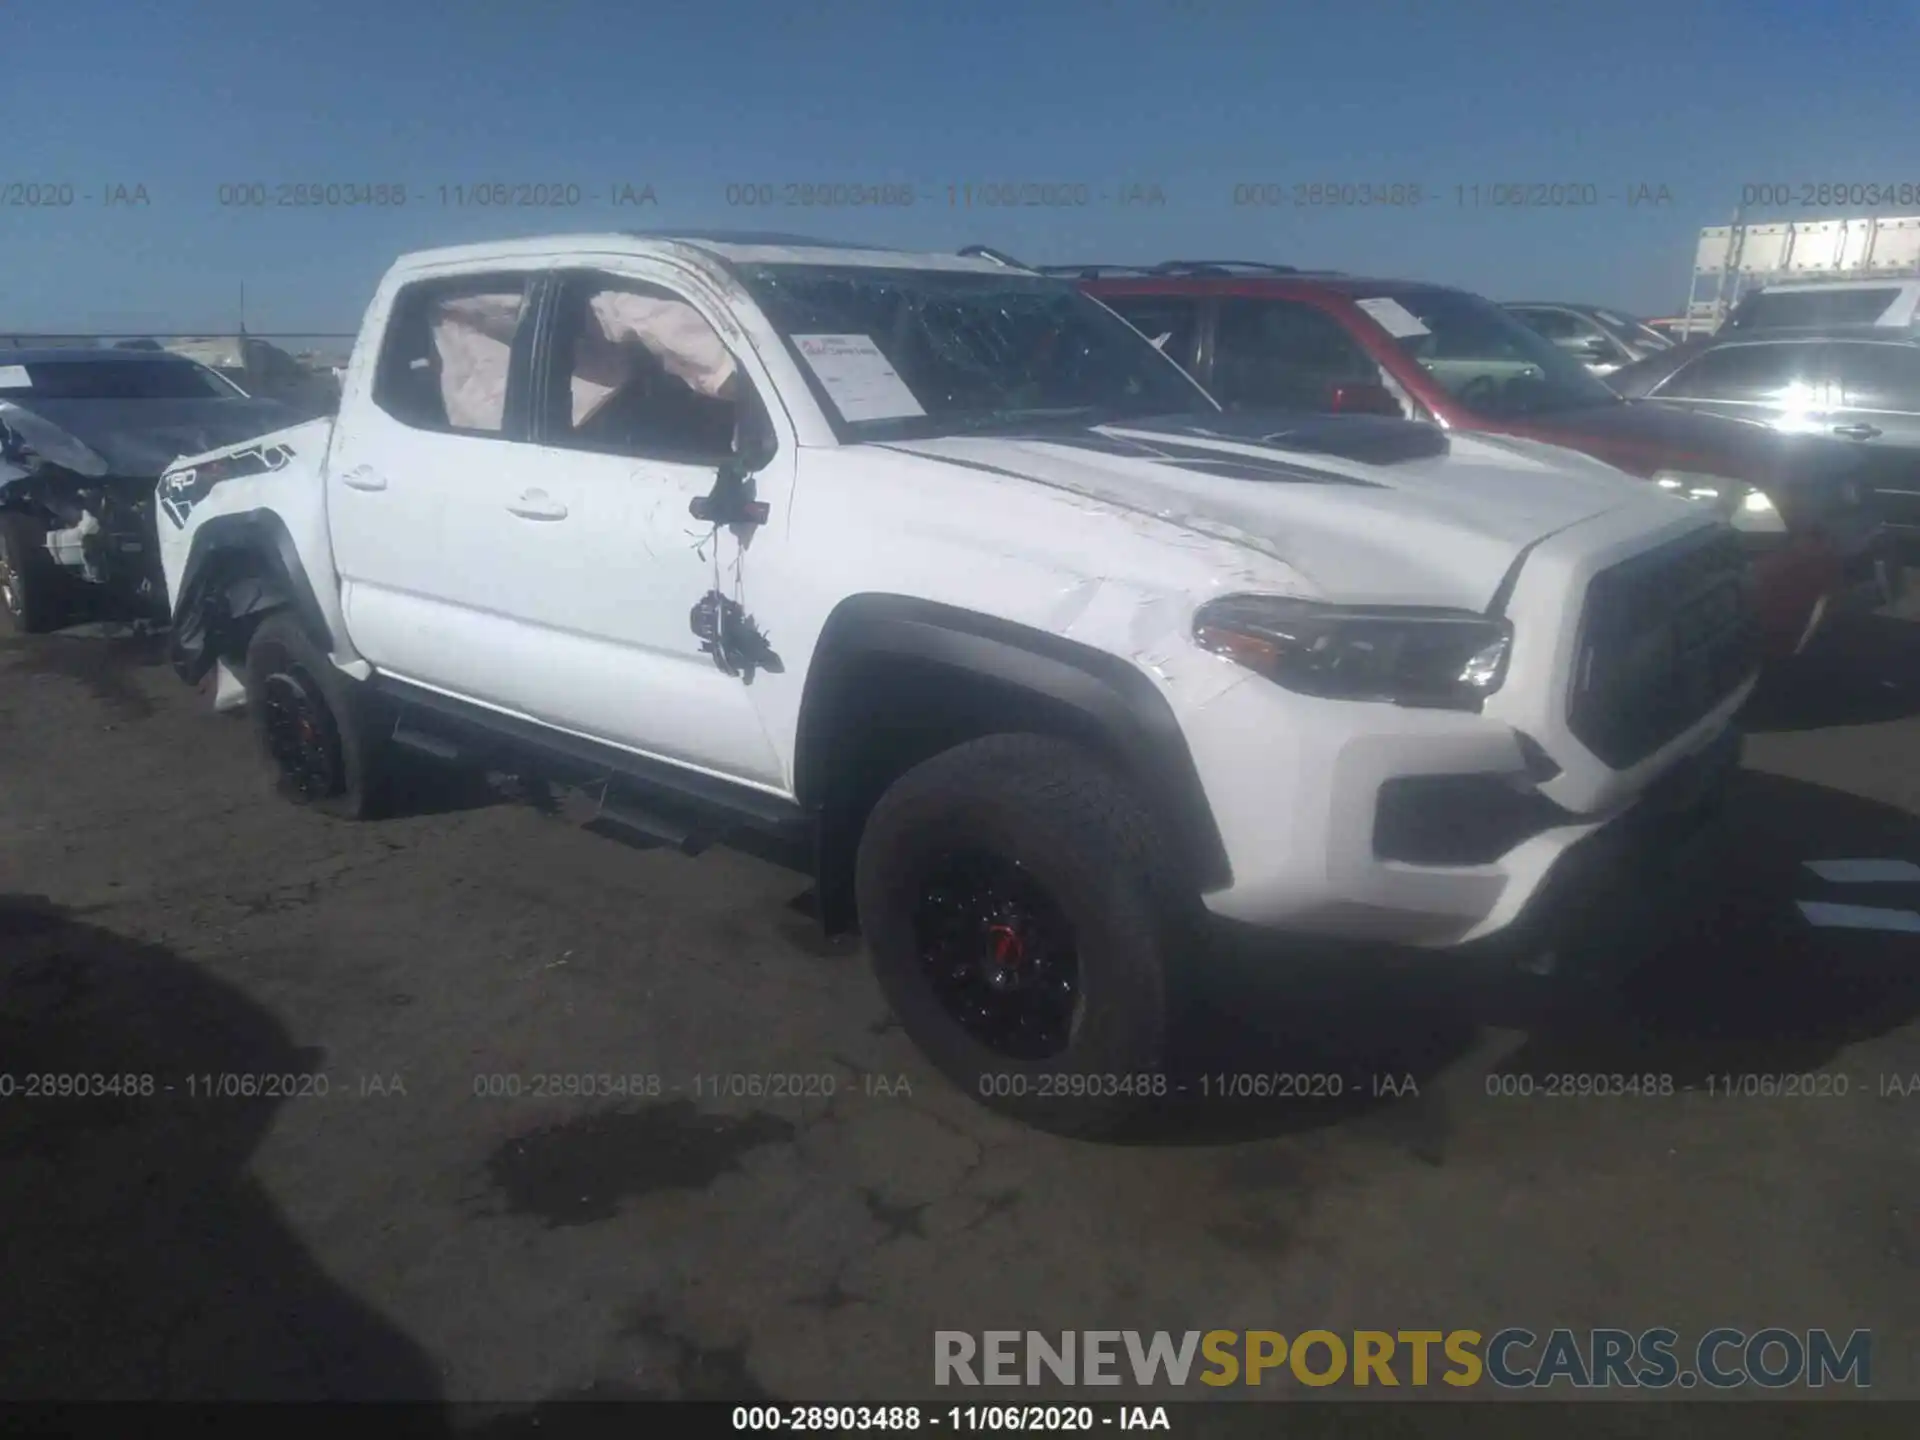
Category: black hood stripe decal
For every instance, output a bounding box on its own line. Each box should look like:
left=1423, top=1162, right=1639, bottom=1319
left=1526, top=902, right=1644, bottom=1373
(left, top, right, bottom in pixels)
left=1081, top=432, right=1384, bottom=486
left=879, top=432, right=1385, bottom=488
left=1108, top=414, right=1447, bottom=466
left=873, top=445, right=1037, bottom=487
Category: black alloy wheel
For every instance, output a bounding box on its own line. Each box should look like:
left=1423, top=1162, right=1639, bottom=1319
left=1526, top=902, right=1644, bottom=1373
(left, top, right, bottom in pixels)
left=912, top=849, right=1082, bottom=1061
left=259, top=664, right=347, bottom=801
left=0, top=543, right=19, bottom=621
left=0, top=511, right=66, bottom=633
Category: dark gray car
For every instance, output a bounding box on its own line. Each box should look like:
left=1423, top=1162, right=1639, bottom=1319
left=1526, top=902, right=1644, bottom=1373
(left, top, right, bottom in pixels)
left=1609, top=328, right=1920, bottom=542
left=0, top=350, right=292, bottom=631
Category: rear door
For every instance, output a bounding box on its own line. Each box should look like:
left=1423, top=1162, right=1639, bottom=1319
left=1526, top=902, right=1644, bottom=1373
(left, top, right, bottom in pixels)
left=325, top=269, right=544, bottom=688
left=1826, top=340, right=1920, bottom=534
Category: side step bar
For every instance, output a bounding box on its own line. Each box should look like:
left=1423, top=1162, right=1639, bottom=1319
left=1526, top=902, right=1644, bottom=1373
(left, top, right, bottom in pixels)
left=586, top=792, right=715, bottom=856
left=370, top=676, right=809, bottom=863
left=389, top=721, right=463, bottom=762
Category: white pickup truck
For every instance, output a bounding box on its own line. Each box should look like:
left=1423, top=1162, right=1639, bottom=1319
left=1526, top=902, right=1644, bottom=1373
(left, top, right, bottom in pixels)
left=156, top=231, right=1759, bottom=1133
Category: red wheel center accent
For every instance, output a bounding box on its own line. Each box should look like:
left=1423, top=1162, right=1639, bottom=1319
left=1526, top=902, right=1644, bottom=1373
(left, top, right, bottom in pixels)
left=988, top=923, right=1024, bottom=967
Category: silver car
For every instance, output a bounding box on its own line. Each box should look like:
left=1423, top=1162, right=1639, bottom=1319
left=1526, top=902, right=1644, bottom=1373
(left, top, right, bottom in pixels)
left=1608, top=327, right=1920, bottom=544
left=1505, top=302, right=1675, bottom=376
left=1725, top=279, right=1920, bottom=334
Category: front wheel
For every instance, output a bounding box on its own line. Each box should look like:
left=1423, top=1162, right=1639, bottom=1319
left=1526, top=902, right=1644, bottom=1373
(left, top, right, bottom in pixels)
left=854, top=734, right=1202, bottom=1137
left=0, top=511, right=69, bottom=634
left=244, top=613, right=386, bottom=819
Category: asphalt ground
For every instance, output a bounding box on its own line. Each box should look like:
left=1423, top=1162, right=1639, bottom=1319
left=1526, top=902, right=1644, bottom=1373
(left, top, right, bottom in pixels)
left=2, top=581, right=1918, bottom=1412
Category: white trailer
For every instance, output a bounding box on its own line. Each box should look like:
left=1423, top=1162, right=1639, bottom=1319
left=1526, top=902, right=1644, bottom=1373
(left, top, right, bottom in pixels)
left=1681, top=213, right=1920, bottom=336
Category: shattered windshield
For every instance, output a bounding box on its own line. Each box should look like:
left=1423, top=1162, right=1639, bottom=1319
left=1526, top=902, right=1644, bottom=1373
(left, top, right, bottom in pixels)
left=1371, top=289, right=1624, bottom=418
left=737, top=264, right=1217, bottom=441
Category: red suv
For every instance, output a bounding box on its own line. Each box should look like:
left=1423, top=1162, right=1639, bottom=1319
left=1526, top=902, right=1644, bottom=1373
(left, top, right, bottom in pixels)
left=1062, top=262, right=1894, bottom=659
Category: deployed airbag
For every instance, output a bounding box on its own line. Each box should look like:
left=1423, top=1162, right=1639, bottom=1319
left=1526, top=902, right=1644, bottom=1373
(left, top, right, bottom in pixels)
left=569, top=291, right=738, bottom=425
left=430, top=293, right=526, bottom=430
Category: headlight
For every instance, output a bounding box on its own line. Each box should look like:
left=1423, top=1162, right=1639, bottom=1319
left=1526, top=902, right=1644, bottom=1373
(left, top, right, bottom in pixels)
left=1192, top=594, right=1513, bottom=709
left=1651, top=469, right=1784, bottom=534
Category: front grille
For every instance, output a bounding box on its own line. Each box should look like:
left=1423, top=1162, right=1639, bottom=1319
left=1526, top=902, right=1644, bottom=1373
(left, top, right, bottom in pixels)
left=1567, top=528, right=1758, bottom=769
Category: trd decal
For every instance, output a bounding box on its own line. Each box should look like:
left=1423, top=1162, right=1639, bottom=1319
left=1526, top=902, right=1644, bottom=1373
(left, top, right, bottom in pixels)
left=158, top=441, right=295, bottom=528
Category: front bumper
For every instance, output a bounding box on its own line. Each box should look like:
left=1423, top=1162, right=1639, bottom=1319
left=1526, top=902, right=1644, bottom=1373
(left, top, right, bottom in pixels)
left=1452, top=723, right=1738, bottom=974
left=1183, top=664, right=1748, bottom=948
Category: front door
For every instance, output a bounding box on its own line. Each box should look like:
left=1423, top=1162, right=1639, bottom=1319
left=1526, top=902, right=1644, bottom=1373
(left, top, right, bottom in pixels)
left=445, top=267, right=798, bottom=789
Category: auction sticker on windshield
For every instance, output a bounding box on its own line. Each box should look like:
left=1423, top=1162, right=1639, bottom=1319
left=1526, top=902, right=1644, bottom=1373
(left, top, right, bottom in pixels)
left=792, top=334, right=926, bottom=422
left=0, top=366, right=32, bottom=389
left=1354, top=297, right=1431, bottom=338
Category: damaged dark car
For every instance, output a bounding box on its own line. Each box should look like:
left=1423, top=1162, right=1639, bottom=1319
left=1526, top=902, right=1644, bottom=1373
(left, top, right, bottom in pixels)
left=0, top=349, right=291, bottom=632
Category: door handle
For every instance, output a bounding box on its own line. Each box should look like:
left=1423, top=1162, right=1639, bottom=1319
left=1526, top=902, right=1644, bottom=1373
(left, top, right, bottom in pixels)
left=339, top=465, right=388, bottom=491
left=506, top=490, right=568, bottom=521
left=1832, top=423, right=1882, bottom=441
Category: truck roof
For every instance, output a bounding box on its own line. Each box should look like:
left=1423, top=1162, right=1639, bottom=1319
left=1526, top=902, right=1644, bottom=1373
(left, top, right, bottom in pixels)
left=390, top=231, right=1023, bottom=279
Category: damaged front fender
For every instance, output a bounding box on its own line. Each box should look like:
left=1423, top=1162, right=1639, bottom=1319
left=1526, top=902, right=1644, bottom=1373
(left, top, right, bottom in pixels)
left=168, top=509, right=334, bottom=684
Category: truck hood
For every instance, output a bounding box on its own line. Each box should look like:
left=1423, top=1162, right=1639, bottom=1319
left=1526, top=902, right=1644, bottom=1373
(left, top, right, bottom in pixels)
left=0, top=396, right=296, bottom=478
left=879, top=411, right=1682, bottom=609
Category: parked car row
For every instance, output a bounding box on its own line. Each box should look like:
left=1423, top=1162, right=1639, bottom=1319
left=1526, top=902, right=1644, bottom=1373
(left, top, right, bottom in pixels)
left=1055, top=259, right=1900, bottom=658
left=0, top=230, right=1896, bottom=1135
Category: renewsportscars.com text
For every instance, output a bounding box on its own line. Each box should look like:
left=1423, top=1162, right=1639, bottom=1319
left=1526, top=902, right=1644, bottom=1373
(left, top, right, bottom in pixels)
left=934, top=1328, right=1871, bottom=1390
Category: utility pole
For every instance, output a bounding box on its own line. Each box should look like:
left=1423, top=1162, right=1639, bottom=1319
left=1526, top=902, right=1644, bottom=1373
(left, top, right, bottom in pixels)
left=239, top=282, right=248, bottom=338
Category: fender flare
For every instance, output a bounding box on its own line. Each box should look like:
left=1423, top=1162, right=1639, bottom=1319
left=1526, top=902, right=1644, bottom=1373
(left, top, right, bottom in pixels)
left=169, top=508, right=334, bottom=683
left=794, top=593, right=1232, bottom=893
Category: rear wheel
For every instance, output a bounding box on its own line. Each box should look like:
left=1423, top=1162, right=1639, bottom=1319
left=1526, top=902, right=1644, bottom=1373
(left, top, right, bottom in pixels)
left=0, top=511, right=68, bottom=634
left=244, top=612, right=386, bottom=819
left=854, top=734, right=1201, bottom=1137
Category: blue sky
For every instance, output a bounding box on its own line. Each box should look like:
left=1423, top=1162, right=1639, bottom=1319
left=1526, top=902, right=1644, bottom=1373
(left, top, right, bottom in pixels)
left=4, top=0, right=1915, bottom=335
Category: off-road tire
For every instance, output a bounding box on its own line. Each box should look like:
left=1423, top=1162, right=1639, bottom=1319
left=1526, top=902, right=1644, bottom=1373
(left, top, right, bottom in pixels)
left=0, top=511, right=68, bottom=634
left=854, top=733, right=1203, bottom=1138
left=243, top=612, right=387, bottom=819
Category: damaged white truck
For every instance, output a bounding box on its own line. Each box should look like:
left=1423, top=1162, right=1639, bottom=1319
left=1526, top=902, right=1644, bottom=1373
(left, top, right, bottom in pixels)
left=157, top=231, right=1759, bottom=1133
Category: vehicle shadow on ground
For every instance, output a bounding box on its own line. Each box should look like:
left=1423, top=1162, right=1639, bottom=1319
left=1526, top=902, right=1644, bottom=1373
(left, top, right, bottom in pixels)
left=1492, top=767, right=1920, bottom=1085
left=0, top=894, right=450, bottom=1414
left=373, top=758, right=529, bottom=820
left=1122, top=767, right=1920, bottom=1144
left=1744, top=609, right=1920, bottom=733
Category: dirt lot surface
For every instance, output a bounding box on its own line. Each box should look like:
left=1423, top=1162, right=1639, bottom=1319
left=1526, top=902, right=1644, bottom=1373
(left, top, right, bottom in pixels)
left=3, top=595, right=1919, bottom=1411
